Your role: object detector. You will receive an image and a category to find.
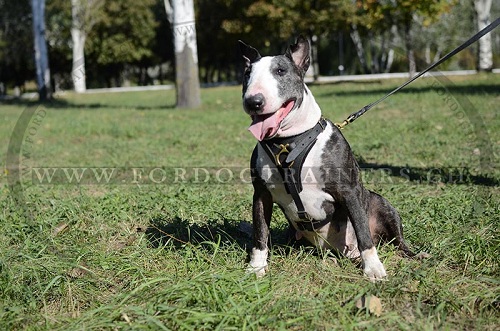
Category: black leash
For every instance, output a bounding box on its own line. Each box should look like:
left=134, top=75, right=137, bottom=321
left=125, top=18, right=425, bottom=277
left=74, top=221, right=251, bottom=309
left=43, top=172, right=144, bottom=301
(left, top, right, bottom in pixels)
left=335, top=17, right=500, bottom=129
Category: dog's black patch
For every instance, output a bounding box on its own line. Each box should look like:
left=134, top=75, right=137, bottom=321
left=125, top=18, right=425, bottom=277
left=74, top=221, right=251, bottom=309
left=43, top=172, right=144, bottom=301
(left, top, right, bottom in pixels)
left=270, top=55, right=305, bottom=108
left=242, top=60, right=261, bottom=97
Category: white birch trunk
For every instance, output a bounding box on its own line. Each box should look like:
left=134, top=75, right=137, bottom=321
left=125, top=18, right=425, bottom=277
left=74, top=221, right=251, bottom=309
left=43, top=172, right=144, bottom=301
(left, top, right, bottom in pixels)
left=350, top=24, right=369, bottom=74
left=165, top=0, right=201, bottom=108
left=385, top=49, right=394, bottom=73
left=404, top=23, right=416, bottom=78
left=71, top=0, right=87, bottom=92
left=31, top=0, right=51, bottom=100
left=305, top=35, right=318, bottom=81
left=384, top=25, right=398, bottom=73
left=474, top=0, right=493, bottom=71
left=425, top=43, right=431, bottom=64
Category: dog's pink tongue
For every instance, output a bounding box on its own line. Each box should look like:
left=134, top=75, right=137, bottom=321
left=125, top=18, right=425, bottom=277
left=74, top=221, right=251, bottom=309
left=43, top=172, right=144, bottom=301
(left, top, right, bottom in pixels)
left=248, top=100, right=295, bottom=141
left=248, top=114, right=274, bottom=141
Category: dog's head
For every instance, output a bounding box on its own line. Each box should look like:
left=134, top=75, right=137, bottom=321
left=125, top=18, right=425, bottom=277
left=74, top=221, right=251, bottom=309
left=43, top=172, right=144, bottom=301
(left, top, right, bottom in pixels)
left=238, top=36, right=310, bottom=141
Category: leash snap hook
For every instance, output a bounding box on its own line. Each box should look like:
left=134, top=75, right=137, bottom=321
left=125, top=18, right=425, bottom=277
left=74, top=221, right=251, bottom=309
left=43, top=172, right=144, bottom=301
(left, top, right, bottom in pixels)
left=334, top=120, right=349, bottom=130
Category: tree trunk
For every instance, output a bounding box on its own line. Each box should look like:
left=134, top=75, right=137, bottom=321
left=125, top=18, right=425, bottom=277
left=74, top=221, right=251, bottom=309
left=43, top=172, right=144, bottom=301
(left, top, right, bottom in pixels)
left=350, top=24, right=369, bottom=74
left=384, top=25, right=398, bottom=73
left=474, top=0, right=493, bottom=71
left=165, top=0, right=201, bottom=109
left=385, top=48, right=394, bottom=73
left=425, top=43, right=431, bottom=64
left=305, top=35, right=318, bottom=81
left=338, top=31, right=345, bottom=75
left=369, top=31, right=379, bottom=73
left=404, top=22, right=416, bottom=78
left=378, top=32, right=388, bottom=73
left=31, top=0, right=51, bottom=100
left=310, top=35, right=319, bottom=81
left=71, top=0, right=87, bottom=92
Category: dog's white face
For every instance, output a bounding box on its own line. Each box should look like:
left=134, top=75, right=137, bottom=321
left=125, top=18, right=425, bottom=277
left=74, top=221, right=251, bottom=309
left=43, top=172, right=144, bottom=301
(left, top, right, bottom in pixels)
left=239, top=38, right=311, bottom=141
left=242, top=56, right=303, bottom=140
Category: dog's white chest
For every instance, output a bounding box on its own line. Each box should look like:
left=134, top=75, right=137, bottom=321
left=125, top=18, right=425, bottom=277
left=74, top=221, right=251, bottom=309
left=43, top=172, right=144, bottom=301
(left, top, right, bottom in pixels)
left=261, top=162, right=332, bottom=222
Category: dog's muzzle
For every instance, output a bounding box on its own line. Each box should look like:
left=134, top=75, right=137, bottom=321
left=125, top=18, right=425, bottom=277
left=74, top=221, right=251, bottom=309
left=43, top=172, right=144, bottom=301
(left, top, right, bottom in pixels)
left=244, top=93, right=266, bottom=112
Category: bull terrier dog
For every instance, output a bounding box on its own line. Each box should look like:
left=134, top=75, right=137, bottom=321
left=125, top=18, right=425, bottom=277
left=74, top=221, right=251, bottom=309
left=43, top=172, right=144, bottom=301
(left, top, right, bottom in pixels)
left=239, top=36, right=415, bottom=281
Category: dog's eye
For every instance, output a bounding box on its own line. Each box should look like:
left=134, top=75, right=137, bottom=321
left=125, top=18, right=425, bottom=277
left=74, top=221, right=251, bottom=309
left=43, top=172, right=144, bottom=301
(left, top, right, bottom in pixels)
left=244, top=70, right=251, bottom=81
left=275, top=68, right=286, bottom=76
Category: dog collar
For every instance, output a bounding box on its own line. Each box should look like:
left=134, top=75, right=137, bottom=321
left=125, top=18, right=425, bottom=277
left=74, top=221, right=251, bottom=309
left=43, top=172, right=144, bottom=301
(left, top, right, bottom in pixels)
left=259, top=118, right=328, bottom=226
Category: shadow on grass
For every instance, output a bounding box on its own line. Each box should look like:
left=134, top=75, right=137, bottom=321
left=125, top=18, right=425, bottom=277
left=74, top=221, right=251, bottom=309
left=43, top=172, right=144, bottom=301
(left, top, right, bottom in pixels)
left=0, top=96, right=176, bottom=110
left=144, top=216, right=293, bottom=254
left=358, top=161, right=499, bottom=187
left=315, top=82, right=499, bottom=98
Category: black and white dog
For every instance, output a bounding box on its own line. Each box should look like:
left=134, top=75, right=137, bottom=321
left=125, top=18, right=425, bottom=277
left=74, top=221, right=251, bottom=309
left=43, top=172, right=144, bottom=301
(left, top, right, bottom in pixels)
left=239, top=36, right=414, bottom=280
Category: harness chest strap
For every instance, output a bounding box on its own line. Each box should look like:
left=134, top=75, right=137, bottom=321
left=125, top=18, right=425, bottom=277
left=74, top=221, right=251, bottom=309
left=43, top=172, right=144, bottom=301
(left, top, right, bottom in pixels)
left=260, top=118, right=331, bottom=231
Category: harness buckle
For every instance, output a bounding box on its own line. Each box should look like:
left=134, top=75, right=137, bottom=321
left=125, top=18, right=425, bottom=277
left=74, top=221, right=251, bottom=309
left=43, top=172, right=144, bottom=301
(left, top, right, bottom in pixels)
left=275, top=144, right=290, bottom=168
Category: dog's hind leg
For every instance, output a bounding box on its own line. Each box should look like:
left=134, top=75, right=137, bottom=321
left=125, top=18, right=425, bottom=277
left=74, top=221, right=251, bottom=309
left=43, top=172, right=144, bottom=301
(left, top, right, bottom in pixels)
left=343, top=189, right=387, bottom=280
left=368, top=192, right=416, bottom=257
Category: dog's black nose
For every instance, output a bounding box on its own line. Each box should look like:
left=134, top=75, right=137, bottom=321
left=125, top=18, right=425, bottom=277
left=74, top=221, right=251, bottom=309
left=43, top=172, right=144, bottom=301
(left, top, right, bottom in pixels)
left=244, top=93, right=265, bottom=112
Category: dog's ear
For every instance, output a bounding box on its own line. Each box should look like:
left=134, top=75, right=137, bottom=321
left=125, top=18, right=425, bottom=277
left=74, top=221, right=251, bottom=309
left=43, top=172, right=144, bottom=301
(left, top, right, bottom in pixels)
left=238, top=40, right=261, bottom=68
left=286, top=35, right=310, bottom=75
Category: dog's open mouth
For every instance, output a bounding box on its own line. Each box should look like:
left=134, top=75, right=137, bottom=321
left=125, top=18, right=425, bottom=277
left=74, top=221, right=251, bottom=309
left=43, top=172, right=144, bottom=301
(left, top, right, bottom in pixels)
left=248, top=99, right=296, bottom=141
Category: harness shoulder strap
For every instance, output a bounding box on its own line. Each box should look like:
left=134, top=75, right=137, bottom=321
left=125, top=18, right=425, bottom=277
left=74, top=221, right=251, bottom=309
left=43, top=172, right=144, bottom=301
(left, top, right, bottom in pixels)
left=259, top=118, right=328, bottom=221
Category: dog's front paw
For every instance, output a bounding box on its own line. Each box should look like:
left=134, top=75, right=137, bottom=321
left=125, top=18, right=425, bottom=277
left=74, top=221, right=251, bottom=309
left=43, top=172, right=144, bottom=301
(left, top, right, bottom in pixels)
left=247, top=248, right=268, bottom=277
left=361, top=247, right=387, bottom=281
left=363, top=260, right=386, bottom=281
left=246, top=263, right=268, bottom=277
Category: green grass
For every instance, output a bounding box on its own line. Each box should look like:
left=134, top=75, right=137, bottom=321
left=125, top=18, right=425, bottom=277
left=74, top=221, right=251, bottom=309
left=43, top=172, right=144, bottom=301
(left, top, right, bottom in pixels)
left=0, top=74, right=499, bottom=330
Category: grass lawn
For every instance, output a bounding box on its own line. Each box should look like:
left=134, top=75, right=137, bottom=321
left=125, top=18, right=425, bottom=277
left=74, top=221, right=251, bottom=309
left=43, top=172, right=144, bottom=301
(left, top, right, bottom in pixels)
left=0, top=73, right=498, bottom=330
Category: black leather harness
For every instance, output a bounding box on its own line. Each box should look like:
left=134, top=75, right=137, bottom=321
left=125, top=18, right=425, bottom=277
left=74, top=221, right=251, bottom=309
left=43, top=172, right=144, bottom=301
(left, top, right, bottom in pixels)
left=259, top=118, right=331, bottom=231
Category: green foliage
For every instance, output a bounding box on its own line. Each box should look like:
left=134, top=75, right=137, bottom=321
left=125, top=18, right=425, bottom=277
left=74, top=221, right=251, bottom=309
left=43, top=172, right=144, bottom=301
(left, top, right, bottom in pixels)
left=45, top=0, right=73, bottom=81
left=358, top=0, right=457, bottom=30
left=82, top=0, right=159, bottom=86
left=221, top=0, right=357, bottom=42
left=0, top=74, right=499, bottom=329
left=87, top=0, right=157, bottom=65
left=0, top=0, right=496, bottom=89
left=0, top=0, right=34, bottom=87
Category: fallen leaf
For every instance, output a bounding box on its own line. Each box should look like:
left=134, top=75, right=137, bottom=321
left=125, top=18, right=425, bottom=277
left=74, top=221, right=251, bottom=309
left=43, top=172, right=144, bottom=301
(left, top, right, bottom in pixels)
left=356, top=295, right=382, bottom=317
left=52, top=222, right=69, bottom=237
left=121, top=312, right=131, bottom=324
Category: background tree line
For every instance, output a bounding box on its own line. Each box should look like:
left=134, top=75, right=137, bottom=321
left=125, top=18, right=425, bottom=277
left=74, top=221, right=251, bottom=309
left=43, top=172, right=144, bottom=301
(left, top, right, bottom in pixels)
left=0, top=0, right=498, bottom=97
